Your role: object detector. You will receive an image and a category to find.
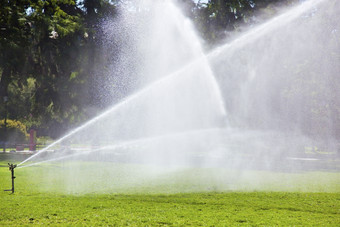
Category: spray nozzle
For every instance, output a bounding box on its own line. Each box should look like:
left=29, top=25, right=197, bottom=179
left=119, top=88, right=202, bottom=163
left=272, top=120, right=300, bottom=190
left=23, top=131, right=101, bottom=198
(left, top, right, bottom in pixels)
left=4, top=163, right=17, bottom=193
left=8, top=163, right=17, bottom=171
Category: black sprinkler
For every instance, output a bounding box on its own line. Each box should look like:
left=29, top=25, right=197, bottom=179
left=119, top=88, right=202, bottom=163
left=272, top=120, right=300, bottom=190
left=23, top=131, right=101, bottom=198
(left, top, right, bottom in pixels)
left=4, top=163, right=17, bottom=193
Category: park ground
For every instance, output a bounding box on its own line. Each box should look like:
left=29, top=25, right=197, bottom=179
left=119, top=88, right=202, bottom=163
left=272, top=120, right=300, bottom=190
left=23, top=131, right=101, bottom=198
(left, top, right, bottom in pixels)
left=0, top=154, right=339, bottom=226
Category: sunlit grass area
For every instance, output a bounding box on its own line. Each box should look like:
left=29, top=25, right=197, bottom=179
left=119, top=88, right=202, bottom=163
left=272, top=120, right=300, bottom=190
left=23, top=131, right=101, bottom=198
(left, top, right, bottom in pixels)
left=1, top=191, right=339, bottom=226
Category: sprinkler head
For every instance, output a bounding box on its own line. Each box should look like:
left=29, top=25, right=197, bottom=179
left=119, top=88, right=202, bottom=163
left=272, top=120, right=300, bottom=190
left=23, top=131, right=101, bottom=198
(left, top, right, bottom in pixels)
left=8, top=163, right=17, bottom=171
left=4, top=163, right=17, bottom=193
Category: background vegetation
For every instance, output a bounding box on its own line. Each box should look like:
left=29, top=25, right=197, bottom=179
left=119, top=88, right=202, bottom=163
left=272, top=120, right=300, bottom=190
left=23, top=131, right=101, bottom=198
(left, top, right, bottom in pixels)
left=0, top=0, right=338, bottom=140
left=0, top=119, right=28, bottom=143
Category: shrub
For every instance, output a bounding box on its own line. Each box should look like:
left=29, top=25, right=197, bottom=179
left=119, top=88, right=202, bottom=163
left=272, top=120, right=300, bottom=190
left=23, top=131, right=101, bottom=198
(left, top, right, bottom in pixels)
left=36, top=136, right=53, bottom=145
left=0, top=119, right=28, bottom=143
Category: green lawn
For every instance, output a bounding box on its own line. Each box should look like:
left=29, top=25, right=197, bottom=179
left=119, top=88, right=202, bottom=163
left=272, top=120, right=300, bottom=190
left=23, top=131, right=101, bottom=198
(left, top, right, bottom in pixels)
left=1, top=156, right=340, bottom=226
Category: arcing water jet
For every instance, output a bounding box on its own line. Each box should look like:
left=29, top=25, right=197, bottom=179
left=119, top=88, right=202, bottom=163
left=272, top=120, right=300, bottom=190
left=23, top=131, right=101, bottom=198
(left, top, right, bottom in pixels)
left=15, top=0, right=340, bottom=193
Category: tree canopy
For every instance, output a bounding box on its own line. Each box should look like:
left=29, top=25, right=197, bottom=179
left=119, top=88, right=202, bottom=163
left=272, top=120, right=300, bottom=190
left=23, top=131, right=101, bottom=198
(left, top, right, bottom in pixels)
left=0, top=0, right=338, bottom=140
left=0, top=0, right=117, bottom=137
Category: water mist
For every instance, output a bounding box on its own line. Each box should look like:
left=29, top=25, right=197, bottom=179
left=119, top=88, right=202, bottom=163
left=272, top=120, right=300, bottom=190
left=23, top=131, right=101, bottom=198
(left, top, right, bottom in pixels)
left=18, top=0, right=340, bottom=194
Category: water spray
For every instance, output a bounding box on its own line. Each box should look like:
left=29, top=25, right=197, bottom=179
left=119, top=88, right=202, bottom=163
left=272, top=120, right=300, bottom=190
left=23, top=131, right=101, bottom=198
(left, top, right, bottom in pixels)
left=4, top=163, right=17, bottom=193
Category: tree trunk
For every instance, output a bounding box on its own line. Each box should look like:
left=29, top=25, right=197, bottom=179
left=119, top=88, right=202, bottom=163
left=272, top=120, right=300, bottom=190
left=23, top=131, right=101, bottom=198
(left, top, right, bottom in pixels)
left=0, top=66, right=11, bottom=99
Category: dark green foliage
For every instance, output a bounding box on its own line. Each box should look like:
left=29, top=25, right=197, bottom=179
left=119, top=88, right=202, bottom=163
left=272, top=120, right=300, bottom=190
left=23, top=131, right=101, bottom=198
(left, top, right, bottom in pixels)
left=190, top=0, right=295, bottom=46
left=1, top=0, right=339, bottom=140
left=0, top=0, right=116, bottom=138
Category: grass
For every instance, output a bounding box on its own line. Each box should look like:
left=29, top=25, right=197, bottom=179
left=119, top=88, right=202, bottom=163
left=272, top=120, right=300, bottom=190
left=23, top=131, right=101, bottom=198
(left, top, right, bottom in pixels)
left=1, top=156, right=340, bottom=226
left=1, top=191, right=339, bottom=226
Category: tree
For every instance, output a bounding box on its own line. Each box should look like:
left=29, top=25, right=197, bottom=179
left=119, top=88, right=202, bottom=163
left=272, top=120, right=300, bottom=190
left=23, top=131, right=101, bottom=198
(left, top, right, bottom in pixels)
left=0, top=0, right=31, bottom=106
left=0, top=0, right=117, bottom=138
left=191, top=0, right=295, bottom=46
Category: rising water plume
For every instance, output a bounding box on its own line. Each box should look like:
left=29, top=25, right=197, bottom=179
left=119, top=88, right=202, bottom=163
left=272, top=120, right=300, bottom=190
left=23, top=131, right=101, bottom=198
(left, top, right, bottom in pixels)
left=18, top=0, right=340, bottom=193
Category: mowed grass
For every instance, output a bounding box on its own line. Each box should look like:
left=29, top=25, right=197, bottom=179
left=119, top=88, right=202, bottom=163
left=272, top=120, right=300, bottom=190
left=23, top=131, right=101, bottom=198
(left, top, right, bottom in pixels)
left=1, top=158, right=340, bottom=226
left=1, top=191, right=340, bottom=226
